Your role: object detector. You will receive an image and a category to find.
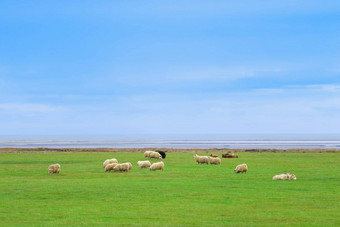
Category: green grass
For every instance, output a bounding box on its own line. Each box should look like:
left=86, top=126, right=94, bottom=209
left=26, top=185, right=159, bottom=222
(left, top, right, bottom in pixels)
left=0, top=152, right=339, bottom=226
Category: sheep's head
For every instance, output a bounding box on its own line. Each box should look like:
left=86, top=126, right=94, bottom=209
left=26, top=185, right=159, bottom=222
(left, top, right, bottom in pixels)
left=290, top=174, right=297, bottom=180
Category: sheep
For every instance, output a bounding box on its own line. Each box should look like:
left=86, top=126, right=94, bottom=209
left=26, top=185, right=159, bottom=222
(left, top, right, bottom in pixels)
left=149, top=151, right=162, bottom=159
left=210, top=154, right=219, bottom=158
left=222, top=153, right=238, bottom=158
left=150, top=161, right=164, bottom=171
left=234, top=164, right=248, bottom=173
left=156, top=150, right=166, bottom=159
left=113, top=163, right=130, bottom=172
left=272, top=173, right=297, bottom=180
left=103, top=158, right=118, bottom=168
left=144, top=151, right=153, bottom=158
left=48, top=163, right=60, bottom=174
left=209, top=156, right=221, bottom=165
left=121, top=162, right=132, bottom=171
left=193, top=154, right=209, bottom=164
left=105, top=163, right=118, bottom=172
left=137, top=160, right=151, bottom=168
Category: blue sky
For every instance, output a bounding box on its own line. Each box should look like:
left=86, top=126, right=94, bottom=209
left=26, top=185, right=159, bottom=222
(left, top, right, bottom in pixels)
left=1, top=1, right=340, bottom=135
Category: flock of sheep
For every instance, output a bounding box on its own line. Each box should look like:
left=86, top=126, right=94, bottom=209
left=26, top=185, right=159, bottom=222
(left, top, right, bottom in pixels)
left=48, top=151, right=296, bottom=180
left=101, top=150, right=166, bottom=172
left=193, top=153, right=296, bottom=180
left=193, top=154, right=248, bottom=173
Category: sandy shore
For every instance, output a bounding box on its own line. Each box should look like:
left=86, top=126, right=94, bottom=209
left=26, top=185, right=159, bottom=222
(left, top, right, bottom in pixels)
left=0, top=147, right=339, bottom=153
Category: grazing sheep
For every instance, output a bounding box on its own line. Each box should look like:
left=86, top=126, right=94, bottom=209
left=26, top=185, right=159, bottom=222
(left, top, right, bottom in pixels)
left=210, top=154, right=219, bottom=158
left=103, top=158, right=118, bottom=168
left=48, top=163, right=60, bottom=174
left=193, top=154, right=209, bottom=164
left=137, top=160, right=151, bottom=168
left=150, top=161, right=164, bottom=171
left=156, top=150, right=166, bottom=159
left=272, top=173, right=297, bottom=180
left=113, top=163, right=130, bottom=172
left=105, top=163, right=118, bottom=172
left=144, top=151, right=153, bottom=158
left=209, top=156, right=221, bottom=165
left=234, top=164, right=248, bottom=173
left=121, top=162, right=132, bottom=171
left=149, top=151, right=163, bottom=159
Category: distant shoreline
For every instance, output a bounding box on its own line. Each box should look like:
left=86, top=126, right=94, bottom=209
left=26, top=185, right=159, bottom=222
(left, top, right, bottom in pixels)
left=1, top=147, right=339, bottom=153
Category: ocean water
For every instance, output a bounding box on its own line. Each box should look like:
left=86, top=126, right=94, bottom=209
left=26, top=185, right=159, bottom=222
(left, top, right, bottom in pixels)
left=1, top=134, right=340, bottom=149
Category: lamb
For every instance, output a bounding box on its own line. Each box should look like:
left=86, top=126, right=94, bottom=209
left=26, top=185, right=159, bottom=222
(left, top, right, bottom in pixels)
left=234, top=164, right=248, bottom=173
left=149, top=151, right=162, bottom=159
left=137, top=160, right=151, bottom=168
left=48, top=163, right=60, bottom=174
left=150, top=161, right=164, bottom=171
left=144, top=151, right=153, bottom=158
left=210, top=154, right=219, bottom=158
left=209, top=156, right=221, bottom=165
left=105, top=163, right=118, bottom=172
left=272, top=173, right=297, bottom=180
left=113, top=163, right=130, bottom=172
left=193, top=154, right=209, bottom=164
left=103, top=158, right=118, bottom=168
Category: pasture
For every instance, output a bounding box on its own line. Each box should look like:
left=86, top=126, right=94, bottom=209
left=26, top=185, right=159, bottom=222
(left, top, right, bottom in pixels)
left=0, top=152, right=339, bottom=226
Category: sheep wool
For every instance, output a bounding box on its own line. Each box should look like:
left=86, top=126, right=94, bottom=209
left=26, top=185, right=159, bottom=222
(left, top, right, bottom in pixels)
left=193, top=154, right=209, bottom=164
left=113, top=163, right=130, bottom=172
left=121, top=162, right=132, bottom=171
left=103, top=158, right=118, bottom=168
left=272, top=173, right=297, bottom=180
left=144, top=151, right=153, bottom=158
left=48, top=163, right=60, bottom=174
left=150, top=161, right=164, bottom=171
left=137, top=160, right=151, bottom=168
left=209, top=156, right=221, bottom=165
left=234, top=164, right=248, bottom=173
left=149, top=151, right=162, bottom=159
left=105, top=163, right=118, bottom=172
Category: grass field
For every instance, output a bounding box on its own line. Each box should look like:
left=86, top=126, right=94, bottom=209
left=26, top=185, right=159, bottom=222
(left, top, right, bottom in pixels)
left=0, top=152, right=339, bottom=226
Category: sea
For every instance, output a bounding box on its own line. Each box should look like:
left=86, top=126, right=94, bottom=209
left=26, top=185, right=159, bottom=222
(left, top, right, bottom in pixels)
left=1, top=134, right=340, bottom=149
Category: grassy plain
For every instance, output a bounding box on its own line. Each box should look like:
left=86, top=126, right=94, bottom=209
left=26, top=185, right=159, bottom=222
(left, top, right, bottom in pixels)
left=0, top=152, right=339, bottom=226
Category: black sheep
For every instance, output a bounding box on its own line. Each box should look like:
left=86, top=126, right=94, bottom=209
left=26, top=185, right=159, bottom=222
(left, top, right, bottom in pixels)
left=156, top=150, right=166, bottom=159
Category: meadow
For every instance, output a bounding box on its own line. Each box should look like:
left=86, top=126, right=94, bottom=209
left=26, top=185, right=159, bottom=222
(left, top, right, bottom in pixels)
left=0, top=152, right=339, bottom=226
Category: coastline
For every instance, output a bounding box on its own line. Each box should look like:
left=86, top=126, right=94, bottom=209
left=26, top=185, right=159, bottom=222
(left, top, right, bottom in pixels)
left=1, top=147, right=339, bottom=153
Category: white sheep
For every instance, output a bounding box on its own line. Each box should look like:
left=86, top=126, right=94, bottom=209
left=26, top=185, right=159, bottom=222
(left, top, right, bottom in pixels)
left=144, top=151, right=153, bottom=158
left=149, top=151, right=162, bottom=159
left=113, top=163, right=130, bottom=172
left=234, top=164, right=248, bottom=173
left=272, top=173, right=297, bottom=180
left=137, top=160, right=151, bottom=168
left=209, top=156, right=221, bottom=165
left=103, top=158, right=118, bottom=168
left=48, top=163, right=60, bottom=174
left=105, top=163, right=118, bottom=172
left=193, top=154, right=209, bottom=164
left=150, top=161, right=164, bottom=171
left=121, top=162, right=132, bottom=171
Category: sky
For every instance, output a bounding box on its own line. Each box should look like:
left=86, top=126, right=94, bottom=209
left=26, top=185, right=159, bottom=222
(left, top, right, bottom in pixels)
left=0, top=0, right=340, bottom=136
